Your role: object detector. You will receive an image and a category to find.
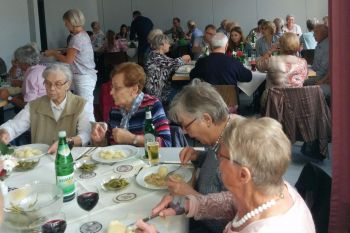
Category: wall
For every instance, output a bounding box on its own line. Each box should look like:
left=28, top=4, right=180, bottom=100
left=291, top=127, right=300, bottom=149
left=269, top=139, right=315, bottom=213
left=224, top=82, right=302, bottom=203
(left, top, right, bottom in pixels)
left=0, top=0, right=32, bottom=68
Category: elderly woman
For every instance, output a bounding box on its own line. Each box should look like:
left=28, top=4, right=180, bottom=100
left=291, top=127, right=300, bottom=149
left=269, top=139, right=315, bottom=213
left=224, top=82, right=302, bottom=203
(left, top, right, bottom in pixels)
left=257, top=32, right=308, bottom=107
left=144, top=34, right=191, bottom=103
left=0, top=44, right=46, bottom=108
left=283, top=14, right=302, bottom=36
left=91, top=62, right=171, bottom=147
left=44, top=9, right=96, bottom=121
left=273, top=17, right=284, bottom=38
left=165, top=79, right=242, bottom=233
left=0, top=63, right=92, bottom=153
left=226, top=26, right=252, bottom=57
left=255, top=21, right=279, bottom=57
left=137, top=117, right=315, bottom=233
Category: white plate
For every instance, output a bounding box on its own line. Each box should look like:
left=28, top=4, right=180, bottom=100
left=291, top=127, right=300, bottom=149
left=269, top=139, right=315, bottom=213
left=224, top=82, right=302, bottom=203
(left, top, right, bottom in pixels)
left=175, top=65, right=194, bottom=74
left=91, top=145, right=138, bottom=164
left=13, top=143, right=49, bottom=160
left=136, top=164, right=192, bottom=190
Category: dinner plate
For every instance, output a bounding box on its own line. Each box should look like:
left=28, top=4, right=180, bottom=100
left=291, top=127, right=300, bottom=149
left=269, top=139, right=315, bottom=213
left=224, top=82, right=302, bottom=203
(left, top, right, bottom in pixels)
left=13, top=143, right=49, bottom=160
left=175, top=65, right=194, bottom=74
left=91, top=145, right=138, bottom=164
left=136, top=164, right=192, bottom=190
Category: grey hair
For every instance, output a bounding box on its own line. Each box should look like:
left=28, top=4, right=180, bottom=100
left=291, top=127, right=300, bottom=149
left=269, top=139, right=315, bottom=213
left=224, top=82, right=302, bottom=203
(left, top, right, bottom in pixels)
left=42, top=62, right=73, bottom=82
left=306, top=18, right=318, bottom=31
left=147, top=28, right=163, bottom=45
left=168, top=78, right=229, bottom=124
left=286, top=14, right=295, bottom=21
left=210, top=32, right=228, bottom=49
left=150, top=34, right=170, bottom=50
left=273, top=17, right=284, bottom=28
left=14, top=44, right=40, bottom=66
left=222, top=117, right=291, bottom=195
left=62, top=9, right=85, bottom=27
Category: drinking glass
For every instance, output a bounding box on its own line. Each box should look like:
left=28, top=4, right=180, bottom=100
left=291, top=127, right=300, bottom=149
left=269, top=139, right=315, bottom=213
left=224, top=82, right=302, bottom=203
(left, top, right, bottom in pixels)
left=147, top=141, right=160, bottom=166
left=249, top=56, right=257, bottom=71
left=30, top=212, right=67, bottom=233
left=76, top=184, right=102, bottom=233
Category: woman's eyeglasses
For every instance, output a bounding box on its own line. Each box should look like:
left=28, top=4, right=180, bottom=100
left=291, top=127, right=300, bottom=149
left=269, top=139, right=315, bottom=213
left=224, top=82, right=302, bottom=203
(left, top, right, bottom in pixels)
left=182, top=118, right=197, bottom=131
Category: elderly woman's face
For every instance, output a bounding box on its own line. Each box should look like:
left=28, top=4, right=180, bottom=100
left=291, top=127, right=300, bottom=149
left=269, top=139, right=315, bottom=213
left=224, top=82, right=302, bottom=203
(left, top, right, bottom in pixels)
left=218, top=144, right=241, bottom=191
left=160, top=41, right=170, bottom=53
left=287, top=17, right=295, bottom=26
left=110, top=73, right=138, bottom=108
left=44, top=71, right=70, bottom=102
left=177, top=114, right=213, bottom=145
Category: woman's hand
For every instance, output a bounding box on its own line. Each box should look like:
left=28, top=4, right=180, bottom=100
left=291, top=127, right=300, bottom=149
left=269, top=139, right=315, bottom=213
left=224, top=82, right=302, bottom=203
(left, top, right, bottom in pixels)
left=48, top=141, right=58, bottom=154
left=151, top=194, right=177, bottom=217
left=167, top=176, right=198, bottom=196
left=91, top=123, right=107, bottom=143
left=135, top=219, right=157, bottom=233
left=112, top=128, right=134, bottom=145
left=179, top=147, right=198, bottom=164
left=181, top=55, right=191, bottom=64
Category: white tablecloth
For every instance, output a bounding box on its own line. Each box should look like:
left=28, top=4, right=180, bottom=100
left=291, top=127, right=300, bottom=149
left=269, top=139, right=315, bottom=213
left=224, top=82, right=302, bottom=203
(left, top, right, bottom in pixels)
left=237, top=70, right=266, bottom=96
left=1, top=147, right=188, bottom=233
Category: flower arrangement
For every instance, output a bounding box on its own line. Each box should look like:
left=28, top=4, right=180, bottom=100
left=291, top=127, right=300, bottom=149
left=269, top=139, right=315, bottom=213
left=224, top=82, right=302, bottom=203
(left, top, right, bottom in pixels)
left=0, top=155, right=17, bottom=180
left=232, top=50, right=246, bottom=63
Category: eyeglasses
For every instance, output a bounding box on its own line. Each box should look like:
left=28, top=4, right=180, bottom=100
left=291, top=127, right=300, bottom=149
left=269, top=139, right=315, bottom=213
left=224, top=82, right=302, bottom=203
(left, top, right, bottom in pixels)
left=214, top=145, right=242, bottom=165
left=182, top=118, right=197, bottom=131
left=43, top=80, right=68, bottom=89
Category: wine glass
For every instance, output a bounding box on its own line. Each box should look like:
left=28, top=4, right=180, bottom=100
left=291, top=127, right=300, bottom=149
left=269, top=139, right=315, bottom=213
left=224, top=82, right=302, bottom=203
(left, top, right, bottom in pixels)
left=76, top=184, right=102, bottom=233
left=30, top=212, right=67, bottom=233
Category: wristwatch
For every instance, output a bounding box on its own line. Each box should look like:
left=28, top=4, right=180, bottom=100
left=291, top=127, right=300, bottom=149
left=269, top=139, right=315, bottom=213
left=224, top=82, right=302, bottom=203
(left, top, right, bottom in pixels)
left=7, top=96, right=13, bottom=102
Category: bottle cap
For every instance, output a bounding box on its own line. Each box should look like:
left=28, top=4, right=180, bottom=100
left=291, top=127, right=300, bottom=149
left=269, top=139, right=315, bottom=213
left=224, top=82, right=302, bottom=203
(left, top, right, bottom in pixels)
left=58, top=131, right=66, bottom=137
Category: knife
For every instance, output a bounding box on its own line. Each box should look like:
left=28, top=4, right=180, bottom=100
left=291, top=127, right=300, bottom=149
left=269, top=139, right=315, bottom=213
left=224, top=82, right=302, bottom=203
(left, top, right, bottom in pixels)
left=127, top=215, right=158, bottom=228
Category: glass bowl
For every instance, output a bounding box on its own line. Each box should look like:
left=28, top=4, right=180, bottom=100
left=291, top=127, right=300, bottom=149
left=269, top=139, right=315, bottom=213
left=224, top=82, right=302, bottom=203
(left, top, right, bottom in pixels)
left=15, top=157, right=40, bottom=171
left=3, top=183, right=63, bottom=231
left=101, top=176, right=130, bottom=192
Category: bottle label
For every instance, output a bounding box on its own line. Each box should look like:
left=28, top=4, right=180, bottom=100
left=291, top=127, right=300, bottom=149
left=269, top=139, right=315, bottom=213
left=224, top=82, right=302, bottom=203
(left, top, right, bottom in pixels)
left=145, top=111, right=152, bottom=119
left=57, top=173, right=75, bottom=197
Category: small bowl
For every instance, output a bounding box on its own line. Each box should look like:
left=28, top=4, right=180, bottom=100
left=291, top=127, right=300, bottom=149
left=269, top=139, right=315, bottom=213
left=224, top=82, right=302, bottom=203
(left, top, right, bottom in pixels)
left=3, top=183, right=63, bottom=231
left=101, top=176, right=130, bottom=192
left=15, top=158, right=40, bottom=171
left=75, top=159, right=97, bottom=173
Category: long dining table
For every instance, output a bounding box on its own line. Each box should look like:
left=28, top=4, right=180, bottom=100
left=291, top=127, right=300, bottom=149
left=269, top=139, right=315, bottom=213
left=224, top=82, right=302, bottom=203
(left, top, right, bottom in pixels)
left=1, top=147, right=190, bottom=233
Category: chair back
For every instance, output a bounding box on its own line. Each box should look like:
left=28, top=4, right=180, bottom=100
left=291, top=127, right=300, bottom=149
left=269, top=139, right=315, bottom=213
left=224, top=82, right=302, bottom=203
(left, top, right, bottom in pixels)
left=214, top=85, right=238, bottom=113
left=295, top=162, right=331, bottom=233
left=98, top=81, right=115, bottom=122
left=102, top=52, right=128, bottom=82
left=301, top=49, right=315, bottom=65
left=265, top=86, right=331, bottom=158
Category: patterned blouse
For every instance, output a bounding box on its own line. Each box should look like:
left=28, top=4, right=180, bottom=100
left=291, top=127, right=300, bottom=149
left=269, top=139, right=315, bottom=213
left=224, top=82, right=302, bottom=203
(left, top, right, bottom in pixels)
left=144, top=50, right=184, bottom=102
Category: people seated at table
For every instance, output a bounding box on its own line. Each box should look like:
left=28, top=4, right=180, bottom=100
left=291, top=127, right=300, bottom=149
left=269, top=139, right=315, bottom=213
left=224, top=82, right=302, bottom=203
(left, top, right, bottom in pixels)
left=116, top=24, right=128, bottom=39
left=145, top=28, right=163, bottom=60
left=190, top=32, right=252, bottom=85
left=164, top=17, right=185, bottom=42
left=246, top=18, right=266, bottom=42
left=273, top=17, right=285, bottom=38
left=255, top=21, right=279, bottom=57
left=185, top=20, right=203, bottom=46
left=130, top=10, right=154, bottom=66
left=283, top=14, right=302, bottom=36
left=0, top=44, right=46, bottom=108
left=99, top=30, right=128, bottom=53
left=137, top=117, right=315, bottom=233
left=144, top=34, right=191, bottom=103
left=300, top=19, right=317, bottom=50
left=226, top=26, right=252, bottom=57
left=217, top=19, right=229, bottom=36
left=257, top=32, right=308, bottom=107
left=90, top=21, right=105, bottom=51
left=0, top=63, right=92, bottom=153
left=167, top=79, right=243, bottom=233
left=91, top=62, right=171, bottom=147
left=192, top=24, right=216, bottom=59
left=44, top=9, right=97, bottom=121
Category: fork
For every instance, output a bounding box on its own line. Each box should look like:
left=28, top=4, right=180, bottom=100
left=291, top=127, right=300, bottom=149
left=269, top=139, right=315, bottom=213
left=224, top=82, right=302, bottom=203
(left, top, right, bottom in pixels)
left=166, top=165, right=183, bottom=177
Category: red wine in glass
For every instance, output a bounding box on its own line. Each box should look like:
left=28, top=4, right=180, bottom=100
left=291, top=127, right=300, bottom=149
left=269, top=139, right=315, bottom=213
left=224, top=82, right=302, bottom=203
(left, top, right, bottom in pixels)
left=41, top=219, right=67, bottom=233
left=77, top=192, right=99, bottom=211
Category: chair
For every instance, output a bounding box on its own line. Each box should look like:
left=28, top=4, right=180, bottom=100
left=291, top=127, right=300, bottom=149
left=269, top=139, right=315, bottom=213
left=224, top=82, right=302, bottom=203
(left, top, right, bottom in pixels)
left=301, top=49, right=315, bottom=65
left=102, top=52, right=128, bottom=83
left=295, top=163, right=331, bottom=233
left=97, top=81, right=115, bottom=122
left=265, top=86, right=331, bottom=159
left=214, top=85, right=238, bottom=113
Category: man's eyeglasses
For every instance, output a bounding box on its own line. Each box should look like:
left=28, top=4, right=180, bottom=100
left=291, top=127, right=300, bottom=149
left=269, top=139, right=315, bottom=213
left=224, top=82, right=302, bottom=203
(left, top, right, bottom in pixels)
left=43, top=80, right=68, bottom=89
left=182, top=118, right=197, bottom=131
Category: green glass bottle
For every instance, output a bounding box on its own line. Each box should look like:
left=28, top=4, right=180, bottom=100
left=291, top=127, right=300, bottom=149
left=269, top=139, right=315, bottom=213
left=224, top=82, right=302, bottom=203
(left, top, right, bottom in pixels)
left=144, top=106, right=156, bottom=158
left=55, top=131, right=75, bottom=202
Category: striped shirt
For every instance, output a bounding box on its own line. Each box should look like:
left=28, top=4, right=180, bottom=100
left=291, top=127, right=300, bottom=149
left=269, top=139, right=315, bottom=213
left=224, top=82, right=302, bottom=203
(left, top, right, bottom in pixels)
left=108, top=94, right=171, bottom=146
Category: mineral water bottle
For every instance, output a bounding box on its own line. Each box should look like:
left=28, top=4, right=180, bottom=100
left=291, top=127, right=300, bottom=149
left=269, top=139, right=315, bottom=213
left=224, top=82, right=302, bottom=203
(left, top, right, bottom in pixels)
left=143, top=106, right=156, bottom=159
left=55, top=131, right=75, bottom=202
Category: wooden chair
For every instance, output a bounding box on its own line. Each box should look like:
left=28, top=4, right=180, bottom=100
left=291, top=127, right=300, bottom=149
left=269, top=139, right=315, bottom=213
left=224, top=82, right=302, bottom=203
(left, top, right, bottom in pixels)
left=301, top=49, right=315, bottom=65
left=214, top=85, right=238, bottom=113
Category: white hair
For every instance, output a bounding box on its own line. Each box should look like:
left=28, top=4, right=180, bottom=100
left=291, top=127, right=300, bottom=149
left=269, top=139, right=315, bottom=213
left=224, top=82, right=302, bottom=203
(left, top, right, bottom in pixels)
left=210, top=32, right=228, bottom=49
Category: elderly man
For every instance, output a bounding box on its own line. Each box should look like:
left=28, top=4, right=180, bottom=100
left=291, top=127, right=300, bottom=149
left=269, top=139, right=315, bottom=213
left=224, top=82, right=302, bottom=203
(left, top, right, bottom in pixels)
left=0, top=44, right=46, bottom=108
left=312, top=24, right=329, bottom=82
left=0, top=63, right=92, bottom=153
left=192, top=24, right=216, bottom=59
left=190, top=32, right=252, bottom=85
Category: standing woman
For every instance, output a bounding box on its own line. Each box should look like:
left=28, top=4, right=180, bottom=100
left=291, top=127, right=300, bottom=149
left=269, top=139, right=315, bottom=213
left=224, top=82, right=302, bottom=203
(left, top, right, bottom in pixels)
left=44, top=9, right=97, bottom=120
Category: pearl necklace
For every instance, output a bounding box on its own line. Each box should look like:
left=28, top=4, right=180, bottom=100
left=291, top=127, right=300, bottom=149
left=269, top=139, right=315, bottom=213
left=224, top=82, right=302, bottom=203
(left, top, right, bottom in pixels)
left=231, top=193, right=284, bottom=229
